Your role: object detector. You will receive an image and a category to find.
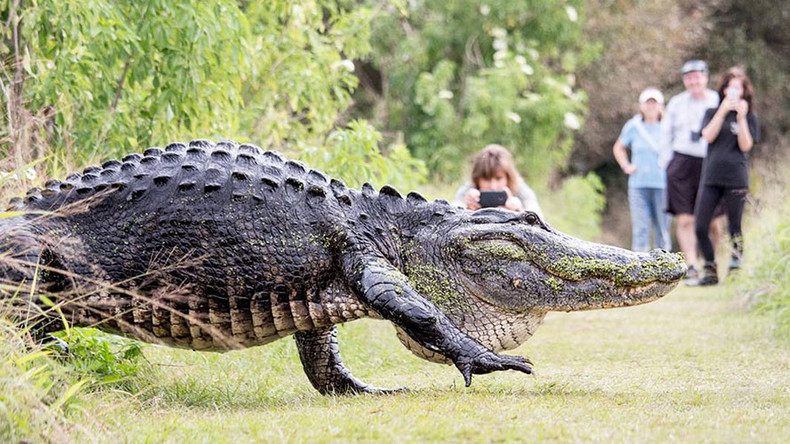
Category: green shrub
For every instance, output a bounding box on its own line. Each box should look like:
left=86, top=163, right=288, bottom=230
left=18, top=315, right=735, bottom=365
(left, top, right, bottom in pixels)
left=541, top=173, right=606, bottom=240
left=52, top=328, right=146, bottom=385
left=0, top=320, right=86, bottom=443
left=300, top=119, right=427, bottom=190
left=738, top=178, right=790, bottom=337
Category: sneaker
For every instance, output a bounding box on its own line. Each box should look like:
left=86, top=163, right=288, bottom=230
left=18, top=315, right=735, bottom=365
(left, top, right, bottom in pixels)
left=685, top=265, right=699, bottom=281
left=696, top=262, right=719, bottom=286
left=729, top=255, right=742, bottom=271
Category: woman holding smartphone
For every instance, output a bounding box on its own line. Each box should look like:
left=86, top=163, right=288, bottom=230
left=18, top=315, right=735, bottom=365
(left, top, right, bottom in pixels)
left=693, top=67, right=759, bottom=286
left=453, top=144, right=544, bottom=218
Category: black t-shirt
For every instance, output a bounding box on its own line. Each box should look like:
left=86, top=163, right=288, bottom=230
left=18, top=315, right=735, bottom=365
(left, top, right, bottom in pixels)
left=700, top=108, right=759, bottom=188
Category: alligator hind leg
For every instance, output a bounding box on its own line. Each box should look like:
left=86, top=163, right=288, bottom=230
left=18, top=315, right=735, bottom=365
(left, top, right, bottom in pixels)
left=294, top=326, right=406, bottom=395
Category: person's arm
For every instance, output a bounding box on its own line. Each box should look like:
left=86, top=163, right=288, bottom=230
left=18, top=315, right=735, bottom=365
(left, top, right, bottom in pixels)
left=702, top=98, right=738, bottom=143
left=503, top=187, right=524, bottom=212
left=455, top=183, right=481, bottom=210
left=613, top=139, right=637, bottom=174
left=701, top=108, right=726, bottom=143
left=659, top=102, right=675, bottom=168
left=735, top=101, right=754, bottom=152
left=453, top=184, right=470, bottom=207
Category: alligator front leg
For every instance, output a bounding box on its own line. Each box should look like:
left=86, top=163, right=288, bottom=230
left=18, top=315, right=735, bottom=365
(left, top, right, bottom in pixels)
left=294, top=326, right=406, bottom=395
left=344, top=254, right=533, bottom=387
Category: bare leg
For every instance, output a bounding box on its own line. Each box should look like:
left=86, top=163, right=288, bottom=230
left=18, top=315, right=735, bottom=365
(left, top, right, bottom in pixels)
left=676, top=213, right=697, bottom=267
left=709, top=215, right=723, bottom=252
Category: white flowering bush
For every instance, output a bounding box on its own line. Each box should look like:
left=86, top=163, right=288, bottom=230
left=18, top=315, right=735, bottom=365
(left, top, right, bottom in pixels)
left=355, top=0, right=593, bottom=184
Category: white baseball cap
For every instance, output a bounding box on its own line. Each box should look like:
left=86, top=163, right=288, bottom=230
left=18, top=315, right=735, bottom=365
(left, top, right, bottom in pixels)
left=638, top=88, right=664, bottom=105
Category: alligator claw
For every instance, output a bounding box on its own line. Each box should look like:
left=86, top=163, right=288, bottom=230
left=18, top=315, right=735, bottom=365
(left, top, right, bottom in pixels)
left=455, top=352, right=533, bottom=387
left=360, top=385, right=410, bottom=395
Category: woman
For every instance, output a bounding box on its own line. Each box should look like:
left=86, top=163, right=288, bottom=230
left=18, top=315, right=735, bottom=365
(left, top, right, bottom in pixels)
left=453, top=144, right=543, bottom=218
left=612, top=88, right=671, bottom=252
left=694, top=67, right=759, bottom=286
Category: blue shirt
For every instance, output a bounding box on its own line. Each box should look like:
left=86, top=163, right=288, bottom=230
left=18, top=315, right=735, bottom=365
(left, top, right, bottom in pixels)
left=619, top=116, right=666, bottom=189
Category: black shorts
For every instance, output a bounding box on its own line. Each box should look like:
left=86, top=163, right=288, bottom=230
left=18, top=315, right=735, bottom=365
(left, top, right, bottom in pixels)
left=666, top=153, right=725, bottom=216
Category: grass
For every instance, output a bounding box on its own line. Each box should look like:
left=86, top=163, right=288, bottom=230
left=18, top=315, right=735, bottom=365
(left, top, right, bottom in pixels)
left=736, top=179, right=790, bottom=338
left=24, top=283, right=783, bottom=442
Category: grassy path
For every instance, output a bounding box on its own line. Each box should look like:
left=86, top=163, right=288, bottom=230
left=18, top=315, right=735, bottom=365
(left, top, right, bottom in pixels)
left=83, top=285, right=790, bottom=442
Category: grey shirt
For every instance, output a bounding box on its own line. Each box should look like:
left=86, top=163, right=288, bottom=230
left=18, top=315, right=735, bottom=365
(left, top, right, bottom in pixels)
left=659, top=89, right=720, bottom=166
left=453, top=182, right=544, bottom=220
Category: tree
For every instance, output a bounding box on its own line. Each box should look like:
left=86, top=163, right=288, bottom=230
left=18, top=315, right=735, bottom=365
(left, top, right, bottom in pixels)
left=0, top=0, right=425, bottom=190
left=352, top=0, right=595, bottom=184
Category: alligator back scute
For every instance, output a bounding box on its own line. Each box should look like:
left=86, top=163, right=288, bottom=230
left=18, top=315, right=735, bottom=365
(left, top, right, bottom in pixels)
left=10, top=140, right=337, bottom=213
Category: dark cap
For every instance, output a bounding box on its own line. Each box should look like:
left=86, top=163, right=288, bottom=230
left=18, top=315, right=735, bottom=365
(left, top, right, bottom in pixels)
left=681, top=60, right=708, bottom=75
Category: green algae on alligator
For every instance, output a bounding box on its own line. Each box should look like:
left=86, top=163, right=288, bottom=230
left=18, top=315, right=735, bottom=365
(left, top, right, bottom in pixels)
left=0, top=140, right=686, bottom=395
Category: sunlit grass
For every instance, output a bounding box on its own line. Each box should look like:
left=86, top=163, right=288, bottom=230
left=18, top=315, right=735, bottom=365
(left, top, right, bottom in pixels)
left=32, top=284, right=786, bottom=442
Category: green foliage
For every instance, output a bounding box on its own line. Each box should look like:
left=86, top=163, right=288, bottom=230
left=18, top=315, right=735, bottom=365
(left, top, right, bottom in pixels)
left=0, top=321, right=91, bottom=443
left=738, top=177, right=790, bottom=337
left=1, top=0, right=426, bottom=193
left=236, top=1, right=373, bottom=149
left=356, top=0, right=594, bottom=183
left=53, top=328, right=146, bottom=384
left=17, top=0, right=248, bottom=160
left=542, top=173, right=606, bottom=240
left=300, top=119, right=426, bottom=189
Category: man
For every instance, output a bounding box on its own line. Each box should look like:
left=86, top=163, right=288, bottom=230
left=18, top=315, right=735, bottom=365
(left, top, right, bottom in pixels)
left=660, top=60, right=721, bottom=281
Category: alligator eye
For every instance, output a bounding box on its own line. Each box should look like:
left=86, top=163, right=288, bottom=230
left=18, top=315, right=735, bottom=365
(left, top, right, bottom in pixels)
left=525, top=212, right=539, bottom=224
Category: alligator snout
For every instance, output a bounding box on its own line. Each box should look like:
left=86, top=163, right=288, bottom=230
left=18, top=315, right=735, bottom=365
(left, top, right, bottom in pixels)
left=646, top=248, right=688, bottom=282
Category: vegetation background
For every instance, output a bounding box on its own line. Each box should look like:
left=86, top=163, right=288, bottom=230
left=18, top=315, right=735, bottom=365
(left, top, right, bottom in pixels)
left=1, top=0, right=789, bottom=441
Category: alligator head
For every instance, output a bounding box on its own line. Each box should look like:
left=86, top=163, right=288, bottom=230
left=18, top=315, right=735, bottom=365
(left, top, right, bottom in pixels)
left=399, top=207, right=686, bottom=361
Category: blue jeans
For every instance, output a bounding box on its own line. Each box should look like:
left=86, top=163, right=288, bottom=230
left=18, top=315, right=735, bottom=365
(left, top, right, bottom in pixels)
left=628, top=187, right=671, bottom=252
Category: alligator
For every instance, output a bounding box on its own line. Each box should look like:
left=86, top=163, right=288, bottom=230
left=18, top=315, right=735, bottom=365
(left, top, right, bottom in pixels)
left=0, top=139, right=686, bottom=395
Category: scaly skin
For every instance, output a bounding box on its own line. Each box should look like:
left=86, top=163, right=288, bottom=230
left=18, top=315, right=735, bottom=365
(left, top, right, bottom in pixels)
left=0, top=140, right=687, bottom=395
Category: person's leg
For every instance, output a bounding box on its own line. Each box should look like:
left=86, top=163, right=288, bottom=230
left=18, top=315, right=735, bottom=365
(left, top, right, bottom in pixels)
left=628, top=188, right=651, bottom=252
left=666, top=153, right=702, bottom=275
left=650, top=188, right=672, bottom=251
left=723, top=188, right=748, bottom=270
left=695, top=185, right=723, bottom=263
left=709, top=215, right=723, bottom=253
left=676, top=213, right=697, bottom=267
left=694, top=185, right=724, bottom=285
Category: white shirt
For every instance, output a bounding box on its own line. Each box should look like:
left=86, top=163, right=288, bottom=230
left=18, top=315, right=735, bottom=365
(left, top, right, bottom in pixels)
left=453, top=182, right=544, bottom=220
left=659, top=89, right=720, bottom=166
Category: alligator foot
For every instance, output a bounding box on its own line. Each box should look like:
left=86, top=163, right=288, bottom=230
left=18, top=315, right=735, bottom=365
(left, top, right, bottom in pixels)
left=455, top=351, right=533, bottom=387
left=295, top=326, right=406, bottom=395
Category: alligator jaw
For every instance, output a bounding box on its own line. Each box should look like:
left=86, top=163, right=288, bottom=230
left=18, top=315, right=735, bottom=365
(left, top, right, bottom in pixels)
left=439, top=210, right=688, bottom=315
left=543, top=276, right=684, bottom=312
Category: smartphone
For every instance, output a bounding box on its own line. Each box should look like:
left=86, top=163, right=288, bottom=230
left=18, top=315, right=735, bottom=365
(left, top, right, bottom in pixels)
left=479, top=190, right=508, bottom=208
left=726, top=87, right=742, bottom=101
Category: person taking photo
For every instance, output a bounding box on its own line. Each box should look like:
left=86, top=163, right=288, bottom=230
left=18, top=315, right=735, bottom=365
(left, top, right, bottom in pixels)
left=693, top=67, right=759, bottom=286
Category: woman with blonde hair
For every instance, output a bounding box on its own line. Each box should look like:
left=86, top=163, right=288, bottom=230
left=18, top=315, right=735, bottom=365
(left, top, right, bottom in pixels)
left=453, top=144, right=543, bottom=218
left=613, top=88, right=671, bottom=252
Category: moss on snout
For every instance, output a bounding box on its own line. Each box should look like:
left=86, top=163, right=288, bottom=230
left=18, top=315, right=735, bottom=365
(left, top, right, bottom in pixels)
left=547, top=252, right=684, bottom=286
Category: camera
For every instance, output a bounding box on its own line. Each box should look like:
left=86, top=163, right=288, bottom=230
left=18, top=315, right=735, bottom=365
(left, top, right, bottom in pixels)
left=690, top=130, right=702, bottom=142
left=479, top=190, right=508, bottom=208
